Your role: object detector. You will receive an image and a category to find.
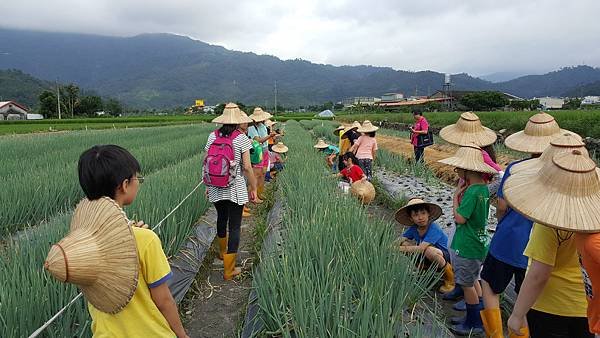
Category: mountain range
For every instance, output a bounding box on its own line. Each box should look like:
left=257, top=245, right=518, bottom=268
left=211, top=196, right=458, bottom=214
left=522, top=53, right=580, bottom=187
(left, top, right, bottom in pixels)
left=1, top=28, right=600, bottom=108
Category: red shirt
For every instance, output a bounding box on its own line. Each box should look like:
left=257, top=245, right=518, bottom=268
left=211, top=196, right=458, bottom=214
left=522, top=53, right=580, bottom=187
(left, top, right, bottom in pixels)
left=341, top=164, right=364, bottom=183
left=411, top=116, right=429, bottom=146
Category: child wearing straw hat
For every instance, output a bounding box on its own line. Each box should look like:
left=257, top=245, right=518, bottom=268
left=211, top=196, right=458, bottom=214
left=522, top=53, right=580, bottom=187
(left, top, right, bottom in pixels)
left=268, top=142, right=288, bottom=179
left=503, top=150, right=595, bottom=338
left=478, top=132, right=584, bottom=338
left=335, top=125, right=354, bottom=171
left=438, top=144, right=498, bottom=335
left=395, top=198, right=455, bottom=293
left=314, top=139, right=339, bottom=171
left=350, top=120, right=379, bottom=181
left=248, top=107, right=277, bottom=201
left=44, top=145, right=190, bottom=338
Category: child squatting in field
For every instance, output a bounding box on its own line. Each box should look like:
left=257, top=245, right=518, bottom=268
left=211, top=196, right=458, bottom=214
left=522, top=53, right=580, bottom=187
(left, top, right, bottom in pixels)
left=395, top=198, right=454, bottom=293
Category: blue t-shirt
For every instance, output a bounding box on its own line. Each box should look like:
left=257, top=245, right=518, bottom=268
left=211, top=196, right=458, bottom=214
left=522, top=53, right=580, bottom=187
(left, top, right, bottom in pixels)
left=402, top=222, right=449, bottom=254
left=323, top=145, right=339, bottom=155
left=488, top=159, right=534, bottom=269
left=248, top=124, right=269, bottom=149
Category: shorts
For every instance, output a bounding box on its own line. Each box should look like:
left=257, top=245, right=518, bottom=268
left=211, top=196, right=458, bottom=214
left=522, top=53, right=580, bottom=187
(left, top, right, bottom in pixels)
left=481, top=253, right=526, bottom=294
left=527, top=309, right=593, bottom=338
left=454, top=255, right=483, bottom=287
left=252, top=148, right=269, bottom=169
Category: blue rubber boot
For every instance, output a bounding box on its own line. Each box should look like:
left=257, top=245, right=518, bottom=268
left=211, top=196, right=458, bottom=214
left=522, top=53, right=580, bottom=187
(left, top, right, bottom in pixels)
left=442, top=285, right=463, bottom=301
left=453, top=297, right=482, bottom=312
left=450, top=303, right=484, bottom=336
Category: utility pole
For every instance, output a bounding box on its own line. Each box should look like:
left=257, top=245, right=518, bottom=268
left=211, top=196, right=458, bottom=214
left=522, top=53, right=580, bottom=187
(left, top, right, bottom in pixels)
left=274, top=80, right=278, bottom=115
left=56, top=80, right=62, bottom=120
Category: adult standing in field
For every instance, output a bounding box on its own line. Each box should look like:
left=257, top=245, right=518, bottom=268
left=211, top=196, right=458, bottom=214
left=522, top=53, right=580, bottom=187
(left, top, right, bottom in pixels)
left=336, top=124, right=359, bottom=171
left=238, top=110, right=253, bottom=218
left=248, top=107, right=276, bottom=201
left=410, top=111, right=429, bottom=163
left=503, top=149, right=594, bottom=338
left=350, top=120, right=378, bottom=181
left=204, top=103, right=258, bottom=280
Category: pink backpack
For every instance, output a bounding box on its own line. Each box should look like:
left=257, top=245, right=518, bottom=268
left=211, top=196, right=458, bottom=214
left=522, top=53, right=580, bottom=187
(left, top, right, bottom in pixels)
left=203, top=129, right=241, bottom=187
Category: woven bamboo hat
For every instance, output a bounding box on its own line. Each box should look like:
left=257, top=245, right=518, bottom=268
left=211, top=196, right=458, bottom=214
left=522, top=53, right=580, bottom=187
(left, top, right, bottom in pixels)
left=265, top=119, right=277, bottom=128
left=511, top=132, right=587, bottom=174
left=504, top=112, right=572, bottom=154
left=314, top=139, right=329, bottom=149
left=350, top=180, right=376, bottom=204
left=394, top=198, right=443, bottom=226
left=238, top=110, right=253, bottom=124
left=212, top=103, right=251, bottom=124
left=333, top=125, right=345, bottom=136
left=503, top=149, right=600, bottom=232
left=439, top=112, right=497, bottom=147
left=352, top=121, right=361, bottom=129
left=357, top=120, right=379, bottom=133
left=438, top=144, right=498, bottom=174
left=249, top=107, right=272, bottom=122
left=44, top=197, right=139, bottom=314
left=272, top=142, right=289, bottom=153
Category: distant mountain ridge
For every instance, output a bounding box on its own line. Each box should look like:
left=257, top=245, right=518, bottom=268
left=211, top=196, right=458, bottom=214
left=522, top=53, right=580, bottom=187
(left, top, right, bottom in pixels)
left=1, top=28, right=600, bottom=108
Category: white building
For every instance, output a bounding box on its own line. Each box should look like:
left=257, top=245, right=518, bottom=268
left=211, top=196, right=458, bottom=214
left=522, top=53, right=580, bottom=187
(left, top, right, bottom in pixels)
left=381, top=93, right=404, bottom=102
left=537, top=97, right=564, bottom=110
left=582, top=96, right=600, bottom=105
left=0, top=101, right=29, bottom=120
left=342, top=97, right=381, bottom=107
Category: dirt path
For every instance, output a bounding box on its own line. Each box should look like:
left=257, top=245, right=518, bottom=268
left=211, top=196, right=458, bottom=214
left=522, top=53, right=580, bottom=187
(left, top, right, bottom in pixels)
left=182, top=210, right=258, bottom=338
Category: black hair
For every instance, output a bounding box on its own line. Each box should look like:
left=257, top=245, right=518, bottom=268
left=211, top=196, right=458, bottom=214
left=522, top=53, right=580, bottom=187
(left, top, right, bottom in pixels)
left=481, top=145, right=497, bottom=164
left=341, top=151, right=359, bottom=164
left=407, top=204, right=429, bottom=216
left=218, top=124, right=238, bottom=137
left=367, top=131, right=376, bottom=137
left=413, top=111, right=423, bottom=116
left=78, top=145, right=141, bottom=200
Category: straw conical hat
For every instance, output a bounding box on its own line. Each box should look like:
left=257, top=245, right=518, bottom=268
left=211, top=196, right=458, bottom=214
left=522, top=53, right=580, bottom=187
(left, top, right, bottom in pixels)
left=352, top=121, right=361, bottom=129
left=504, top=112, right=573, bottom=154
left=394, top=198, right=443, bottom=226
left=511, top=132, right=587, bottom=174
left=357, top=120, right=379, bottom=133
left=272, top=142, right=288, bottom=153
left=314, top=139, right=329, bottom=149
left=333, top=125, right=345, bottom=136
left=249, top=107, right=272, bottom=122
left=350, top=180, right=376, bottom=204
left=212, top=103, right=251, bottom=124
left=503, top=150, right=600, bottom=232
left=438, top=144, right=498, bottom=174
left=238, top=110, right=253, bottom=124
left=44, top=197, right=139, bottom=314
left=265, top=119, right=277, bottom=128
left=439, top=112, right=497, bottom=147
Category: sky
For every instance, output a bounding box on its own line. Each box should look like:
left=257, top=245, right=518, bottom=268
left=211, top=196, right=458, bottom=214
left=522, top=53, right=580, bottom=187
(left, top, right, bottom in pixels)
left=1, top=0, right=599, bottom=77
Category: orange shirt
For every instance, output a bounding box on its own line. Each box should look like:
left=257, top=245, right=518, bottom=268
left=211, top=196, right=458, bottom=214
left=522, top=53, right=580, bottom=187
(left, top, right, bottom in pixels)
left=575, top=232, right=600, bottom=334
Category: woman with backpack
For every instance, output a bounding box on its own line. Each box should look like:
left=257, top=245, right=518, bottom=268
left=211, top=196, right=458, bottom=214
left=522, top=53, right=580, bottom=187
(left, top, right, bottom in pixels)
left=248, top=107, right=277, bottom=201
left=203, top=103, right=258, bottom=280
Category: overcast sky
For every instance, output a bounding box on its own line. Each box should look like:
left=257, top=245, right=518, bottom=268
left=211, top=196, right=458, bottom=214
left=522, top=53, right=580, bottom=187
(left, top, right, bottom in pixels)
left=1, top=0, right=599, bottom=76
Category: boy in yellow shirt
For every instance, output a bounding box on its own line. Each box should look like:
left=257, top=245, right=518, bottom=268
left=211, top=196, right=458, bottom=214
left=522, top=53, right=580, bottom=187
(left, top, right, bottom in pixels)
left=48, top=145, right=189, bottom=338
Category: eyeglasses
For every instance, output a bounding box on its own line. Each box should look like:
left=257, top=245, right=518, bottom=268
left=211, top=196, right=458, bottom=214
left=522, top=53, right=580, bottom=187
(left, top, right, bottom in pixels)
left=132, top=176, right=145, bottom=184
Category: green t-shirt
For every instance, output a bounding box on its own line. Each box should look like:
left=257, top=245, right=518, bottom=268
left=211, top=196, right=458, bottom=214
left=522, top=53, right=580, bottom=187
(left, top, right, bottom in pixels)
left=451, top=184, right=490, bottom=259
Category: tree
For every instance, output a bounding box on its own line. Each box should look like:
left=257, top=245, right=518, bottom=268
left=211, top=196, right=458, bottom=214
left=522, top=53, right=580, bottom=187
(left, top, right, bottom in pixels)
left=77, top=96, right=103, bottom=116
left=563, top=98, right=582, bottom=110
left=104, top=98, right=124, bottom=116
left=62, top=84, right=80, bottom=117
left=459, top=91, right=509, bottom=111
left=39, top=90, right=58, bottom=118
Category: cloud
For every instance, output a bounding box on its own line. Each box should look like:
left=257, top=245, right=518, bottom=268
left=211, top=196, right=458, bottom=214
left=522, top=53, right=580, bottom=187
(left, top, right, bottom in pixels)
left=1, top=0, right=599, bottom=75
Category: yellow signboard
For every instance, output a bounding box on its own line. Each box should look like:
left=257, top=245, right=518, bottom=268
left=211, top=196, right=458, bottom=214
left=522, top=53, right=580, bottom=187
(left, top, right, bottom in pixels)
left=195, top=99, right=205, bottom=107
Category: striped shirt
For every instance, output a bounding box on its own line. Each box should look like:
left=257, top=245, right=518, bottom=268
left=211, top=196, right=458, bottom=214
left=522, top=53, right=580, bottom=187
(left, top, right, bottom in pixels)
left=204, top=131, right=252, bottom=205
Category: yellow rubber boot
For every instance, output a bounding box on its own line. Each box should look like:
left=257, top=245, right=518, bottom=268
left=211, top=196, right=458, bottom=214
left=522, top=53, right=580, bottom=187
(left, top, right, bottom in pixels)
left=223, top=253, right=241, bottom=280
left=217, top=236, right=227, bottom=260
left=257, top=184, right=265, bottom=200
left=438, top=263, right=455, bottom=293
left=243, top=207, right=252, bottom=217
left=509, top=326, right=529, bottom=338
left=480, top=308, right=503, bottom=338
